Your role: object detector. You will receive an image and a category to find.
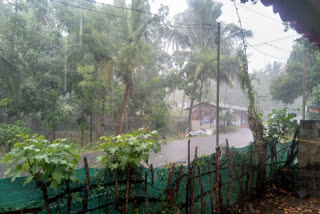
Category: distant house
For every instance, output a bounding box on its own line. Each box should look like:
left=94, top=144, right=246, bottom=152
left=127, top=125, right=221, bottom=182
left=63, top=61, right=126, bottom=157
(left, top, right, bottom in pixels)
left=184, top=102, right=248, bottom=130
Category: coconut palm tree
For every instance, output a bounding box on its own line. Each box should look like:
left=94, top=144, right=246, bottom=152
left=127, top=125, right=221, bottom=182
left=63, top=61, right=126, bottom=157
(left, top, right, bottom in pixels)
left=165, top=0, right=252, bottom=132
left=115, top=0, right=156, bottom=134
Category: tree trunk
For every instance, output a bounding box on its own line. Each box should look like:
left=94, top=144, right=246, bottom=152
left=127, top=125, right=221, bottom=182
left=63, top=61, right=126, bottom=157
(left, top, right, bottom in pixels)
left=224, top=83, right=228, bottom=127
left=248, top=114, right=266, bottom=197
left=181, top=92, right=186, bottom=114
left=38, top=184, right=52, bottom=214
left=117, top=81, right=132, bottom=135
left=187, top=98, right=194, bottom=133
left=51, top=130, right=56, bottom=141
left=98, top=88, right=106, bottom=137
left=12, top=0, right=18, bottom=49
left=67, top=181, right=72, bottom=214
left=89, top=116, right=93, bottom=144
left=81, top=126, right=84, bottom=146
left=172, top=91, right=175, bottom=107
left=199, top=80, right=204, bottom=128
left=124, top=167, right=131, bottom=214
left=233, top=7, right=267, bottom=198
left=125, top=111, right=128, bottom=133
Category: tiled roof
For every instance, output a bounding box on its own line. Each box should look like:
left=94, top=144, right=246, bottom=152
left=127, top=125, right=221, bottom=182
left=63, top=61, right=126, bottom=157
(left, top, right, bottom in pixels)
left=184, top=102, right=247, bottom=112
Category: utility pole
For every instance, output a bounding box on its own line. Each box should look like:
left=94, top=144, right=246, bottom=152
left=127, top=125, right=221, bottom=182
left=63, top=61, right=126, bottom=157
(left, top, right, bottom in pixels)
left=302, top=43, right=307, bottom=120
left=216, top=23, right=221, bottom=146
left=215, top=22, right=222, bottom=214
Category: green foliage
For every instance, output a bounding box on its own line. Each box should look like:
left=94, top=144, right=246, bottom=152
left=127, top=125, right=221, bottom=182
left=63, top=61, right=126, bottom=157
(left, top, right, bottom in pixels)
left=307, top=85, right=320, bottom=120
left=159, top=119, right=188, bottom=138
left=237, top=50, right=262, bottom=123
left=252, top=62, right=285, bottom=120
left=265, top=108, right=298, bottom=143
left=43, top=110, right=68, bottom=132
left=131, top=67, right=169, bottom=131
left=150, top=105, right=169, bottom=129
left=0, top=0, right=250, bottom=145
left=270, top=41, right=320, bottom=104
left=97, top=129, right=161, bottom=171
left=221, top=109, right=234, bottom=127
left=0, top=121, right=30, bottom=152
left=4, top=134, right=80, bottom=190
left=270, top=64, right=303, bottom=104
left=309, top=85, right=320, bottom=106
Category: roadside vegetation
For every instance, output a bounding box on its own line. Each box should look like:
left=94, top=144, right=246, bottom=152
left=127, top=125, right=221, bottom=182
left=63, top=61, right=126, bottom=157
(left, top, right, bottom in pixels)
left=1, top=0, right=320, bottom=213
left=0, top=0, right=252, bottom=153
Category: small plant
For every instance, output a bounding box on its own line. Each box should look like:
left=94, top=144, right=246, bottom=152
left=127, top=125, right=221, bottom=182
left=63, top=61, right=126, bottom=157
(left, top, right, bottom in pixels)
left=4, top=134, right=80, bottom=214
left=97, top=128, right=161, bottom=213
left=0, top=120, right=30, bottom=152
left=265, top=108, right=298, bottom=143
left=97, top=128, right=161, bottom=170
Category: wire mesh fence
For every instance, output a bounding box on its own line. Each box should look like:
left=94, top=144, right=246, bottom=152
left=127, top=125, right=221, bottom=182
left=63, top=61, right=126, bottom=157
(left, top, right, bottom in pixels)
left=0, top=138, right=297, bottom=214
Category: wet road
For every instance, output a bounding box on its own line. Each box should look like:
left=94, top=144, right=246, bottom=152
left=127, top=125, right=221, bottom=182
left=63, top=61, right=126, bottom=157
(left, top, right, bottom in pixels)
left=0, top=129, right=253, bottom=177
left=148, top=128, right=253, bottom=167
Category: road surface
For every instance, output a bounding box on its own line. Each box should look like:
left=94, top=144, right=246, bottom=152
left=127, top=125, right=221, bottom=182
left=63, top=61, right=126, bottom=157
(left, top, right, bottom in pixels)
left=0, top=128, right=253, bottom=177
left=148, top=128, right=253, bottom=167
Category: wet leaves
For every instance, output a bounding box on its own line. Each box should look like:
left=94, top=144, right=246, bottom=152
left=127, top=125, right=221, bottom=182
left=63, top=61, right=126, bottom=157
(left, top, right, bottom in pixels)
left=241, top=186, right=320, bottom=214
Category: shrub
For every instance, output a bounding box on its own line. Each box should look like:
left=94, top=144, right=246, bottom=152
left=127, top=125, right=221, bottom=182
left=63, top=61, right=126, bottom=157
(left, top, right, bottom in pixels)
left=4, top=134, right=80, bottom=214
left=97, top=128, right=161, bottom=171
left=265, top=107, right=298, bottom=143
left=0, top=121, right=30, bottom=152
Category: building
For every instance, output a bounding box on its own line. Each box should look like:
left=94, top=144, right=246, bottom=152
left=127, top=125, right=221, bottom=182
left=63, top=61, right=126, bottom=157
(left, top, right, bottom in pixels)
left=184, top=102, right=248, bottom=130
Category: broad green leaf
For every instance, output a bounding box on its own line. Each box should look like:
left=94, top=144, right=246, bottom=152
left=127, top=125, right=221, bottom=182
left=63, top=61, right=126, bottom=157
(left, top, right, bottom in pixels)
left=4, top=167, right=12, bottom=176
left=24, top=175, right=34, bottom=185
left=96, top=155, right=104, bottom=161
left=34, top=154, right=48, bottom=161
left=52, top=171, right=64, bottom=184
left=11, top=170, right=21, bottom=182
left=50, top=180, right=59, bottom=190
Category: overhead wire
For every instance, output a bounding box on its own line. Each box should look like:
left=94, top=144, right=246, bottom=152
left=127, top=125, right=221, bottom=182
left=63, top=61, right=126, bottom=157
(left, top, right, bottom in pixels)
left=233, top=1, right=280, bottom=24
left=53, top=0, right=219, bottom=30
left=251, top=35, right=299, bottom=47
left=53, top=0, right=296, bottom=59
left=86, top=0, right=211, bottom=27
left=246, top=42, right=288, bottom=60
left=55, top=0, right=250, bottom=33
left=87, top=0, right=228, bottom=28
left=229, top=0, right=291, bottom=61
left=54, top=0, right=148, bottom=23
left=257, top=42, right=289, bottom=52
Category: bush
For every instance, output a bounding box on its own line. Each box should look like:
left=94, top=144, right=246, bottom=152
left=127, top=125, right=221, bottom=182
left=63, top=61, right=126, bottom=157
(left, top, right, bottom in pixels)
left=97, top=128, right=161, bottom=171
left=150, top=106, right=169, bottom=130
left=4, top=134, right=80, bottom=214
left=0, top=121, right=30, bottom=152
left=265, top=108, right=298, bottom=143
left=159, top=119, right=187, bottom=138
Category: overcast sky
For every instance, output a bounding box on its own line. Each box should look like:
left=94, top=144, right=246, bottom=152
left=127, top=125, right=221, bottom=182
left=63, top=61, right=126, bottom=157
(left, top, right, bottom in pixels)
left=97, top=0, right=300, bottom=72
left=151, top=0, right=300, bottom=72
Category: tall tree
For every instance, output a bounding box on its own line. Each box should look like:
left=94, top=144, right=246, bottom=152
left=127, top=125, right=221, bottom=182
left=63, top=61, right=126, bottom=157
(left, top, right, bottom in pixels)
left=270, top=40, right=320, bottom=106
left=54, top=0, right=117, bottom=139
left=165, top=0, right=250, bottom=132
left=0, top=0, right=70, bottom=139
left=115, top=0, right=165, bottom=134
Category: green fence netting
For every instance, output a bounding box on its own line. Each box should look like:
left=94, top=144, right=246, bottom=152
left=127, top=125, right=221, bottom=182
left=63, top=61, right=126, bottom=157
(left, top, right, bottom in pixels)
left=0, top=141, right=296, bottom=213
